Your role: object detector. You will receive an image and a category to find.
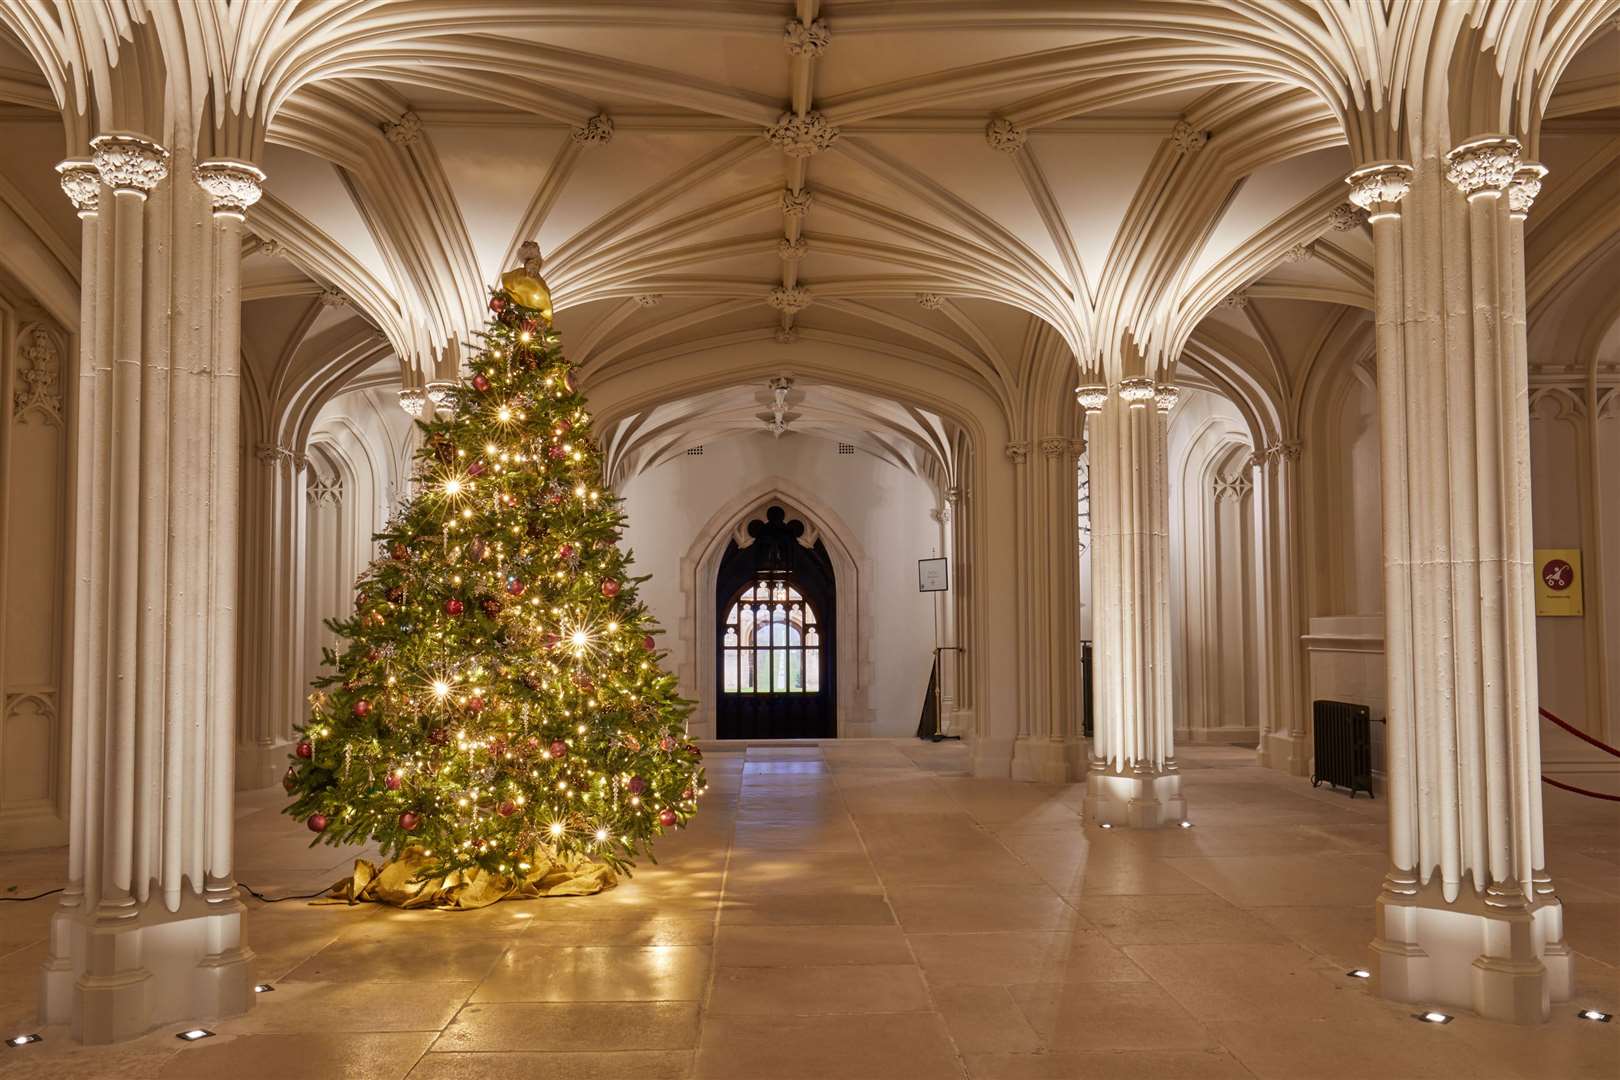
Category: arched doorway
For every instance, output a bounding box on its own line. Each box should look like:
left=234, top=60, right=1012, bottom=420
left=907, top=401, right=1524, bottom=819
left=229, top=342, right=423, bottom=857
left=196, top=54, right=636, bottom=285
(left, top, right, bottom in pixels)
left=716, top=505, right=836, bottom=738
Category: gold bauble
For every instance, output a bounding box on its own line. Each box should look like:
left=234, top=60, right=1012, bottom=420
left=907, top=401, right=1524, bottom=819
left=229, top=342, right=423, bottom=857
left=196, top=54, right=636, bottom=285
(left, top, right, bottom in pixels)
left=501, top=267, right=554, bottom=324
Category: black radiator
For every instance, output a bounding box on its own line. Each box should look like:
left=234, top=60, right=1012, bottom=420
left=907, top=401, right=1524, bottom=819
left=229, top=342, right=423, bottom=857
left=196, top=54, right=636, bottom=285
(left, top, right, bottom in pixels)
left=1311, top=700, right=1374, bottom=798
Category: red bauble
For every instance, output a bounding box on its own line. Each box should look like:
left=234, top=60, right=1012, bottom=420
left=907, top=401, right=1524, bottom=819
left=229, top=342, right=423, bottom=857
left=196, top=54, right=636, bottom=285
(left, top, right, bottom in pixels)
left=428, top=727, right=451, bottom=746
left=682, top=787, right=695, bottom=801
left=541, top=632, right=559, bottom=650
left=282, top=767, right=299, bottom=794
left=352, top=700, right=370, bottom=717
left=547, top=443, right=567, bottom=460
left=465, top=696, right=485, bottom=713
left=507, top=578, right=526, bottom=597
left=549, top=740, right=568, bottom=759
left=467, top=460, right=486, bottom=477
left=555, top=419, right=572, bottom=434
left=307, top=813, right=329, bottom=833
left=571, top=671, right=593, bottom=690
left=445, top=598, right=465, bottom=616
left=642, top=635, right=657, bottom=652
left=295, top=740, right=313, bottom=759
left=547, top=492, right=565, bottom=506
left=627, top=776, right=647, bottom=795
left=497, top=800, right=517, bottom=818
left=659, top=736, right=677, bottom=752
left=600, top=578, right=621, bottom=598
left=558, top=543, right=575, bottom=561
left=398, top=811, right=420, bottom=832
left=391, top=543, right=409, bottom=561
left=471, top=373, right=490, bottom=392
left=385, top=585, right=405, bottom=604
left=489, top=295, right=507, bottom=314
left=658, top=809, right=678, bottom=828
left=385, top=773, right=402, bottom=791
left=481, top=597, right=503, bottom=617
left=470, top=538, right=488, bottom=561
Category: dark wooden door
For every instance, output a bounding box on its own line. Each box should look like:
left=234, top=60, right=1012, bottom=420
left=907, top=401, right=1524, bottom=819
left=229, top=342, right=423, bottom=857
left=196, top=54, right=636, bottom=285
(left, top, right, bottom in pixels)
left=716, top=506, right=836, bottom=739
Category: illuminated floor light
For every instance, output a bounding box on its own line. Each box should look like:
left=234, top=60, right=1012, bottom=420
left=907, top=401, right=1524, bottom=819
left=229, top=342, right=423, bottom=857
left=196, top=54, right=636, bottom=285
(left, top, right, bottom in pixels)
left=1413, top=1011, right=1453, bottom=1024
left=253, top=983, right=275, bottom=993
left=1346, top=969, right=1371, bottom=979
left=175, top=1029, right=216, bottom=1041
left=1099, top=823, right=1113, bottom=829
left=7, top=1034, right=42, bottom=1047
left=1179, top=821, right=1194, bottom=828
left=1577, top=1008, right=1612, bottom=1023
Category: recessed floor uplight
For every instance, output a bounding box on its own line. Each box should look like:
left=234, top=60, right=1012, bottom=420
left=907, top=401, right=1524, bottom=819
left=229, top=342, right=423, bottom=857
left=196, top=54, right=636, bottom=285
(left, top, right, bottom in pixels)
left=176, top=1029, right=215, bottom=1041
left=1577, top=1008, right=1612, bottom=1023
left=1346, top=969, right=1371, bottom=979
left=1414, top=1011, right=1453, bottom=1024
left=7, top=1034, right=42, bottom=1047
left=1179, top=821, right=1194, bottom=828
left=1099, top=823, right=1113, bottom=829
left=253, top=984, right=275, bottom=993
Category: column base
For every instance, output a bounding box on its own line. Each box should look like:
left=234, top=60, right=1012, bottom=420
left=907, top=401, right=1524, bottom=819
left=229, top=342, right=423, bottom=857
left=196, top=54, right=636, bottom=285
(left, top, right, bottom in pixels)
left=1372, top=873, right=1573, bottom=1024
left=40, top=889, right=254, bottom=1044
left=1083, top=761, right=1187, bottom=827
left=236, top=738, right=296, bottom=791
left=1258, top=730, right=1309, bottom=776
left=1011, top=736, right=1086, bottom=783
left=970, top=735, right=1015, bottom=779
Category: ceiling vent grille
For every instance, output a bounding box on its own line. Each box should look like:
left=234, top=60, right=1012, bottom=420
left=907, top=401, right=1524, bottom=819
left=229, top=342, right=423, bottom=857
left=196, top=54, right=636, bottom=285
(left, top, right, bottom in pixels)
left=686, top=446, right=703, bottom=456
left=837, top=443, right=855, bottom=455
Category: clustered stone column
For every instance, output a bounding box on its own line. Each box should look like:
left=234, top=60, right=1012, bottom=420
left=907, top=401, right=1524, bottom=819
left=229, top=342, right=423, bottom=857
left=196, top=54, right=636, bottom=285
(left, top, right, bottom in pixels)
left=1250, top=441, right=1307, bottom=774
left=1079, top=379, right=1186, bottom=827
left=40, top=134, right=262, bottom=1043
left=1348, top=138, right=1570, bottom=1024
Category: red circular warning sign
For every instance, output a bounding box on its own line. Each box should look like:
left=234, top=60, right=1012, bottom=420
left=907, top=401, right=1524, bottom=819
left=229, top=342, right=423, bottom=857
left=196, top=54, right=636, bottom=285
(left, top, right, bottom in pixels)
left=1542, top=559, right=1574, bottom=592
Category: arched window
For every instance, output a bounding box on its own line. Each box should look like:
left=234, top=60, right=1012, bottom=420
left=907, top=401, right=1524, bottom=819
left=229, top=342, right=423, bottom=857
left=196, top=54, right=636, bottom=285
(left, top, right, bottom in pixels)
left=721, top=579, right=822, bottom=693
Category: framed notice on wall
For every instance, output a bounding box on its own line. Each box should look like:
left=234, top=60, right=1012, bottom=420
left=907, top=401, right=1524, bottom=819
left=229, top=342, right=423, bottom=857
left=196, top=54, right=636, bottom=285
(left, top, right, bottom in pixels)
left=918, top=557, right=949, bottom=593
left=1535, top=549, right=1583, bottom=617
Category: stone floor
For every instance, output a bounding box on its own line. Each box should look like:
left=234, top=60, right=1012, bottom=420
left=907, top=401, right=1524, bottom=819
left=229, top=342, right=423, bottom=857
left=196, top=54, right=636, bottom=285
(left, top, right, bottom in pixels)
left=2, top=741, right=1617, bottom=1079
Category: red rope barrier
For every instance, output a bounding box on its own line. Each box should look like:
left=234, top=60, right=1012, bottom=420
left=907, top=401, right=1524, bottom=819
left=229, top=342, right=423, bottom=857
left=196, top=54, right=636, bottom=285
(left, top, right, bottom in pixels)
left=1542, top=776, right=1620, bottom=802
left=1538, top=707, right=1620, bottom=801
left=1539, top=707, right=1620, bottom=759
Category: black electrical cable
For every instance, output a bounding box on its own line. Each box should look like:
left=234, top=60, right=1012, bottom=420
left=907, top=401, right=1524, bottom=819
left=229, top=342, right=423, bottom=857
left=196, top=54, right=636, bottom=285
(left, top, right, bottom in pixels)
left=0, top=887, right=64, bottom=902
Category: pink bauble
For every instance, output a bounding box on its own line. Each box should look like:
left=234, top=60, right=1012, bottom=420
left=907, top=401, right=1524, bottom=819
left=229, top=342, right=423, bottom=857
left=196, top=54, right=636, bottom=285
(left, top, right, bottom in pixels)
left=549, top=740, right=568, bottom=759
left=557, top=543, right=575, bottom=561
left=507, top=578, right=526, bottom=596
left=467, top=460, right=486, bottom=477
left=307, top=814, right=329, bottom=833
left=398, top=811, right=420, bottom=832
left=547, top=443, right=567, bottom=461
left=497, top=800, right=517, bottom=818
left=385, top=773, right=402, bottom=791
left=642, top=635, right=656, bottom=652
left=627, top=776, right=647, bottom=795
left=352, top=700, right=370, bottom=717
left=659, top=736, right=677, bottom=752
left=465, top=696, right=485, bottom=713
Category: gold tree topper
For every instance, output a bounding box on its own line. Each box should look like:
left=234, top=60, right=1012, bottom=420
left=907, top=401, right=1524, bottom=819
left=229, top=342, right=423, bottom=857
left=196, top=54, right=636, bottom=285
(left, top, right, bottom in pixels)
left=501, top=240, right=554, bottom=323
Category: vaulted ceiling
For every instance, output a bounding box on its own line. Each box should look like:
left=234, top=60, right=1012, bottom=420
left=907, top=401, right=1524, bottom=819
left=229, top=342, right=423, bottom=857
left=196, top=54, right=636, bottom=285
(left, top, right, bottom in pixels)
left=0, top=3, right=1617, bottom=464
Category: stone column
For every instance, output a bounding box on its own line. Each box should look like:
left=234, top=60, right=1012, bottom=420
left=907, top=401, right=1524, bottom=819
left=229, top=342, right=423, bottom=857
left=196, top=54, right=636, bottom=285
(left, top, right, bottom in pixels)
left=1252, top=441, right=1308, bottom=774
left=1011, top=436, right=1087, bottom=782
left=41, top=136, right=259, bottom=1044
left=1080, top=380, right=1186, bottom=827
left=1348, top=142, right=1570, bottom=1024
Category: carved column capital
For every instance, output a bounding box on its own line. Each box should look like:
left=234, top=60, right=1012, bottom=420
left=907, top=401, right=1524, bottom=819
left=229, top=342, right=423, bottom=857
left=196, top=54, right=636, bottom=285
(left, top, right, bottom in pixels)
left=90, top=133, right=170, bottom=198
left=194, top=159, right=266, bottom=219
left=1444, top=135, right=1520, bottom=197
left=778, top=238, right=808, bottom=261
left=1345, top=161, right=1413, bottom=217
left=397, top=388, right=427, bottom=417
left=1153, top=384, right=1180, bottom=412
left=1118, top=376, right=1156, bottom=407
left=766, top=112, right=840, bottom=157
left=1508, top=161, right=1548, bottom=219
left=1075, top=385, right=1109, bottom=414
left=55, top=159, right=100, bottom=216
left=1327, top=202, right=1365, bottom=231
left=1040, top=436, right=1082, bottom=459
left=1004, top=441, right=1030, bottom=465
left=985, top=117, right=1028, bottom=153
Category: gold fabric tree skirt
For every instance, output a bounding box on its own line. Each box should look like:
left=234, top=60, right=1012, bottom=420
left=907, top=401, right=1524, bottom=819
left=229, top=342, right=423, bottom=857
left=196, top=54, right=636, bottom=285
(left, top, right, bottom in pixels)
left=315, top=845, right=617, bottom=910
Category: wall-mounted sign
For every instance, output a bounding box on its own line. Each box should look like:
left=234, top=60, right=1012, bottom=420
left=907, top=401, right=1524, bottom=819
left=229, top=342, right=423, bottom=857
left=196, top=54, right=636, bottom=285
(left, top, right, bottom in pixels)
left=918, top=557, right=949, bottom=593
left=1535, top=548, right=1583, bottom=617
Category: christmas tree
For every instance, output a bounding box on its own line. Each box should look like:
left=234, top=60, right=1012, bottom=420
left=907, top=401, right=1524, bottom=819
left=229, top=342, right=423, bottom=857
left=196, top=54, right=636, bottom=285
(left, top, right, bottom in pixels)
left=283, top=246, right=703, bottom=884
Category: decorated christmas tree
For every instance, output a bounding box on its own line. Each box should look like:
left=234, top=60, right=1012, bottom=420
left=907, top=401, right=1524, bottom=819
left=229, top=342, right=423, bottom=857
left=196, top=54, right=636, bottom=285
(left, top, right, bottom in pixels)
left=283, top=245, right=703, bottom=891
